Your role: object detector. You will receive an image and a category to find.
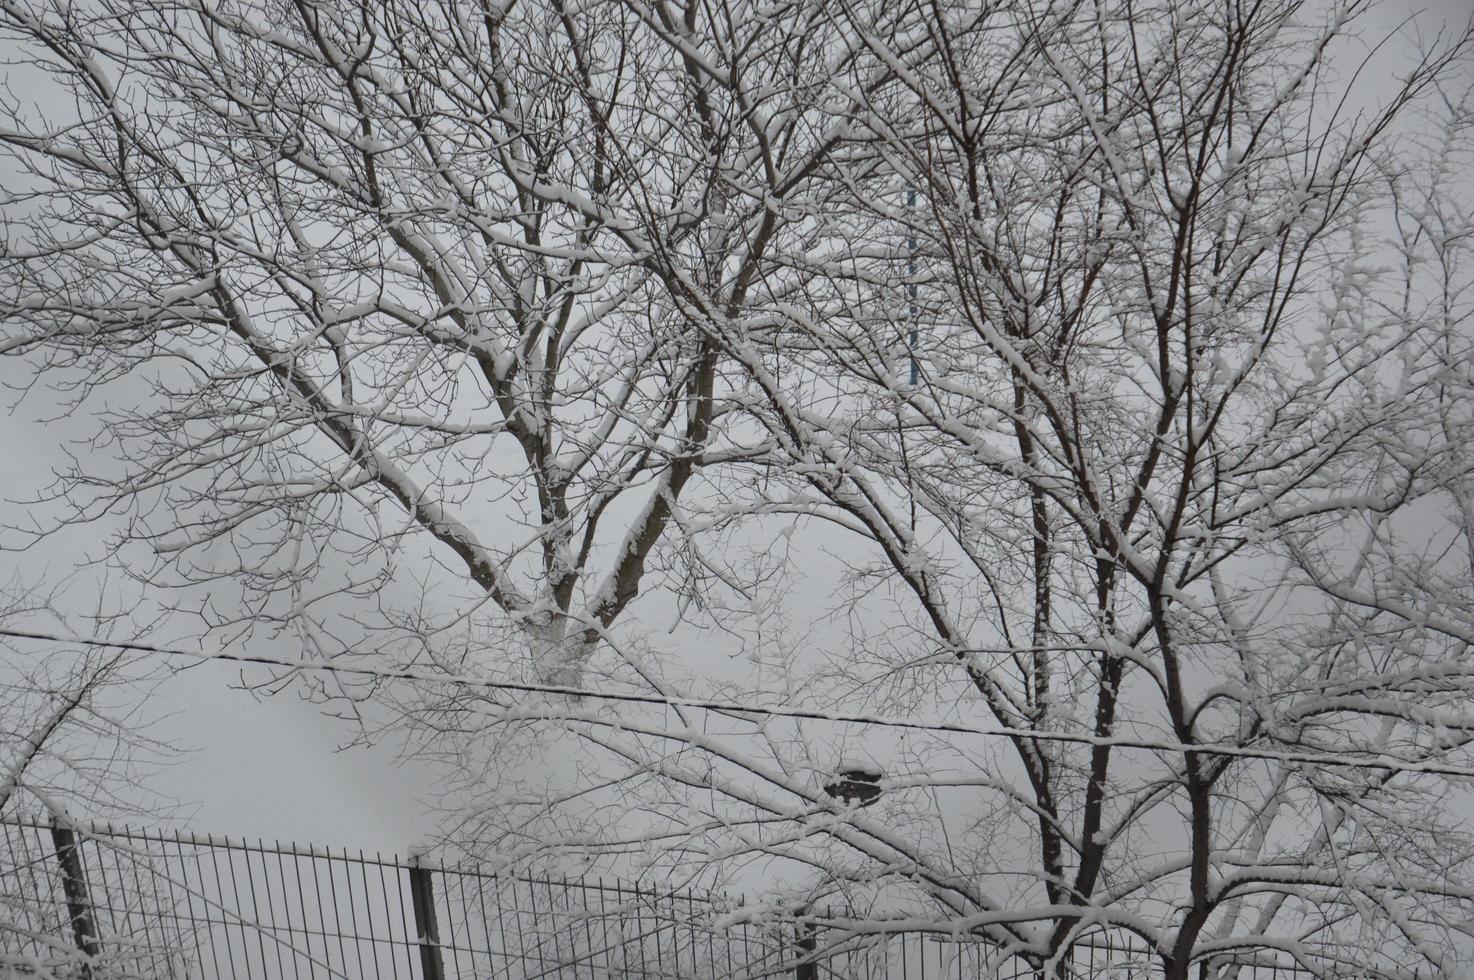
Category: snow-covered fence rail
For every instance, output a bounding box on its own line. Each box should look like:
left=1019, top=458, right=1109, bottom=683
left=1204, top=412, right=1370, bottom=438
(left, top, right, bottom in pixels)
left=1, top=815, right=1368, bottom=980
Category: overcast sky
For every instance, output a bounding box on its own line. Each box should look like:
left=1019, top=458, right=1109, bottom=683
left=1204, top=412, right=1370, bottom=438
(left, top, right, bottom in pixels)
left=1, top=0, right=1471, bottom=860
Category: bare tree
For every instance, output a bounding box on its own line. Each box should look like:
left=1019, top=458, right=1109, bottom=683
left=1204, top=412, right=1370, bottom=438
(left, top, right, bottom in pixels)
left=0, top=0, right=849, bottom=688
left=5, top=0, right=1474, bottom=977
left=1, top=648, right=161, bottom=823
left=414, top=0, right=1474, bottom=976
left=0, top=582, right=178, bottom=979
left=684, top=0, right=1474, bottom=975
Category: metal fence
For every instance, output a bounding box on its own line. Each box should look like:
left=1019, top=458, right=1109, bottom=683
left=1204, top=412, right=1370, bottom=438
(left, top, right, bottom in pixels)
left=0, top=816, right=1347, bottom=979
left=1, top=816, right=794, bottom=979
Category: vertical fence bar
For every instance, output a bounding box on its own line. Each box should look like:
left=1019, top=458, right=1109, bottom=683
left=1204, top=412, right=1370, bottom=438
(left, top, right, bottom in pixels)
left=524, top=873, right=543, bottom=975
left=82, top=828, right=124, bottom=952
left=795, top=915, right=817, bottom=980
left=634, top=879, right=649, bottom=978
left=687, top=888, right=698, bottom=979
left=49, top=819, right=102, bottom=979
left=339, top=846, right=369, bottom=980
left=389, top=855, right=417, bottom=980
left=486, top=873, right=502, bottom=977
left=117, top=825, right=160, bottom=971
left=723, top=894, right=734, bottom=980
left=670, top=884, right=682, bottom=976
left=176, top=830, right=224, bottom=980
left=276, top=841, right=307, bottom=980
left=130, top=825, right=176, bottom=979
left=248, top=838, right=286, bottom=980
left=740, top=909, right=751, bottom=980
left=408, top=857, right=446, bottom=980
left=354, top=849, right=385, bottom=980
left=322, top=847, right=351, bottom=977
left=204, top=835, right=240, bottom=979
left=379, top=854, right=408, bottom=980
left=577, top=875, right=593, bottom=980
left=548, top=873, right=563, bottom=974
left=147, top=826, right=191, bottom=979
left=705, top=891, right=716, bottom=980
left=3, top=827, right=43, bottom=962
left=207, top=837, right=245, bottom=978
left=445, top=866, right=467, bottom=980
left=597, top=876, right=614, bottom=977
left=309, top=846, right=341, bottom=978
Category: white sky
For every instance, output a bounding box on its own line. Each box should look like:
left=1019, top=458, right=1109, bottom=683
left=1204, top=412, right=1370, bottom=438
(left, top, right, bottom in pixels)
left=0, top=0, right=1470, bottom=860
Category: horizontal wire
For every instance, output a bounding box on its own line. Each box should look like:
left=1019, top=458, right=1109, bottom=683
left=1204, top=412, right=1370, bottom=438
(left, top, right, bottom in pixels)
left=4, top=625, right=1474, bottom=779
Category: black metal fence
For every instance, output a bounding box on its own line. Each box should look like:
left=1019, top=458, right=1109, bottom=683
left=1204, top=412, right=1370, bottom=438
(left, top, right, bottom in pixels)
left=0, top=816, right=1342, bottom=979
left=1, top=816, right=796, bottom=979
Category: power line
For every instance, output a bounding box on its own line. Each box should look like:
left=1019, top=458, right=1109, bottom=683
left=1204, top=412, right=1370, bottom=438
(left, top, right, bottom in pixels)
left=4, top=625, right=1473, bottom=779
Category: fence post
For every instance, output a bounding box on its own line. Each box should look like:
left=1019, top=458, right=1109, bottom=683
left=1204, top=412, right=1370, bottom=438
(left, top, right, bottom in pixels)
left=408, top=857, right=447, bottom=980
left=49, top=819, right=101, bottom=980
left=794, top=916, right=817, bottom=980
